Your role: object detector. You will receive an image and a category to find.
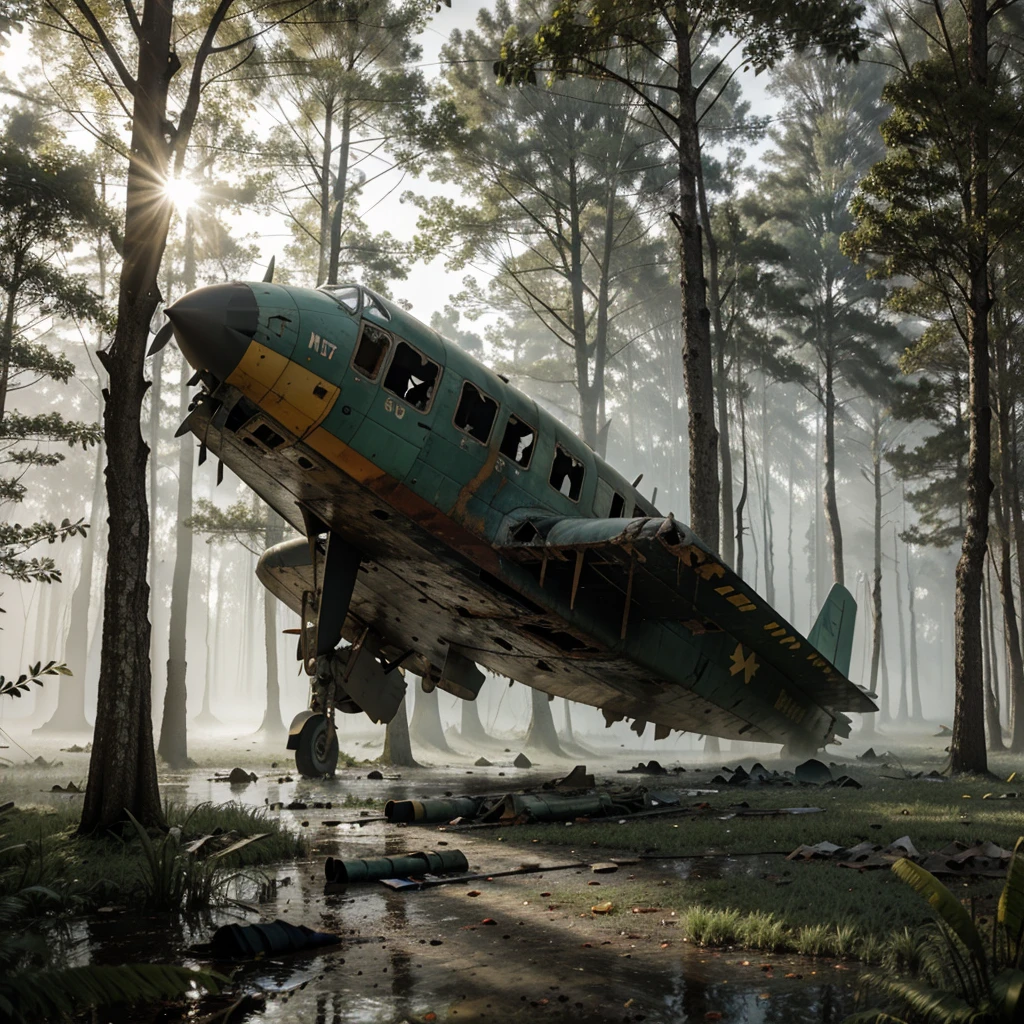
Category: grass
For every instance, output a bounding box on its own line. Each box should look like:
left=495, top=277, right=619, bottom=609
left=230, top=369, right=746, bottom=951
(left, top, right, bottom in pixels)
left=1, top=801, right=306, bottom=916
left=500, top=755, right=1023, bottom=963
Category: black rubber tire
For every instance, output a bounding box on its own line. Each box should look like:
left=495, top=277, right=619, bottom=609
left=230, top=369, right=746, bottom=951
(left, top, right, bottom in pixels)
left=294, top=714, right=339, bottom=778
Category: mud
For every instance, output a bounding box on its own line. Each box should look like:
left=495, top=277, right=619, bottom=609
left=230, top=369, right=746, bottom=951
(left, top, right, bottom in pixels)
left=2, top=731, right=866, bottom=1022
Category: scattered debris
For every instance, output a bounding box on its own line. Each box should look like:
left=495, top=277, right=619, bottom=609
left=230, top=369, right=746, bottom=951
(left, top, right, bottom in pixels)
left=381, top=860, right=586, bottom=892
left=591, top=901, right=614, bottom=914
left=787, top=836, right=1015, bottom=876
left=366, top=769, right=384, bottom=780
left=59, top=743, right=92, bottom=753
left=49, top=781, right=81, bottom=793
left=793, top=758, right=832, bottom=785
left=513, top=753, right=532, bottom=769
left=324, top=849, right=469, bottom=884
left=617, top=760, right=668, bottom=776
left=474, top=757, right=493, bottom=767
left=934, top=724, right=953, bottom=737
left=228, top=767, right=256, bottom=785
left=592, top=863, right=619, bottom=874
left=385, top=796, right=484, bottom=824
left=207, top=919, right=342, bottom=959
left=544, top=765, right=595, bottom=790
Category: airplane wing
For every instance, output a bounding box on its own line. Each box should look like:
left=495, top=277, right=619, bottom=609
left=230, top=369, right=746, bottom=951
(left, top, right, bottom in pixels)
left=495, top=510, right=876, bottom=715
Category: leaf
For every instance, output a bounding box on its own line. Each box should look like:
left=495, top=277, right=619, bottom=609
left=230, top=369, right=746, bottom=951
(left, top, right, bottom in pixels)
left=891, top=859, right=986, bottom=966
left=999, top=838, right=1024, bottom=957
left=990, top=968, right=1024, bottom=1023
left=207, top=833, right=269, bottom=860
left=876, top=977, right=985, bottom=1023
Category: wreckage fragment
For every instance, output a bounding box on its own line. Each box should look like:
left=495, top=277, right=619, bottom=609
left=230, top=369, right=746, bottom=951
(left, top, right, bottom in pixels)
left=209, top=919, right=341, bottom=958
left=325, top=849, right=469, bottom=884
left=384, top=796, right=484, bottom=824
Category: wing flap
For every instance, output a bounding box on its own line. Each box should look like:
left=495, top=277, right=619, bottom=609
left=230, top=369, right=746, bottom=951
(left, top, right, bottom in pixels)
left=496, top=511, right=876, bottom=714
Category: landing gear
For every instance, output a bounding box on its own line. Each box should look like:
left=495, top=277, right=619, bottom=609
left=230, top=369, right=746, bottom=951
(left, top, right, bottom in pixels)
left=293, top=713, right=339, bottom=778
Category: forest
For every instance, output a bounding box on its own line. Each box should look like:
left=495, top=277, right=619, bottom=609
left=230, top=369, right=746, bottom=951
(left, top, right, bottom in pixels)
left=5, top=0, right=1024, bottom=1020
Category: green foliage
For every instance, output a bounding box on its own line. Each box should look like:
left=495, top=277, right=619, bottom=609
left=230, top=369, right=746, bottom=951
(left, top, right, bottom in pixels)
left=495, top=0, right=866, bottom=88
left=186, top=497, right=268, bottom=552
left=0, top=518, right=88, bottom=584
left=845, top=840, right=1024, bottom=1024
left=0, top=660, right=71, bottom=699
left=0, top=887, right=221, bottom=1023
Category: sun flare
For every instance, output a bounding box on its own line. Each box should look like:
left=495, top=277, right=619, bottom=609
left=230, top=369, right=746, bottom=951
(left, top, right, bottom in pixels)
left=164, top=176, right=202, bottom=214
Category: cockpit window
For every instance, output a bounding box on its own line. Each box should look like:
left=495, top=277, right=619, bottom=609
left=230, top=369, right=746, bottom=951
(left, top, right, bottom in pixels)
left=363, top=291, right=391, bottom=321
left=383, top=340, right=440, bottom=412
left=320, top=284, right=360, bottom=313
left=352, top=323, right=390, bottom=380
left=454, top=381, right=498, bottom=444
left=500, top=415, right=535, bottom=468
left=549, top=443, right=584, bottom=502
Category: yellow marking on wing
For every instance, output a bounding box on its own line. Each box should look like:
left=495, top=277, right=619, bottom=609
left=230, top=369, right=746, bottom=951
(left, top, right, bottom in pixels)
left=729, top=643, right=759, bottom=684
left=727, top=593, right=749, bottom=607
left=716, top=585, right=734, bottom=596
left=738, top=603, right=756, bottom=612
left=695, top=561, right=725, bottom=581
left=226, top=341, right=289, bottom=403
left=765, top=622, right=780, bottom=631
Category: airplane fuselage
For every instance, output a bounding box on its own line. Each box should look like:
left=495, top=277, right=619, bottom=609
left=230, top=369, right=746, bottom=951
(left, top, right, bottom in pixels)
left=174, top=280, right=871, bottom=751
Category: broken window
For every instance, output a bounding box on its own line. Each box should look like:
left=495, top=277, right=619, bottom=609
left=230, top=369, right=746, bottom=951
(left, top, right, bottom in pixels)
left=362, top=290, right=391, bottom=321
left=500, top=415, right=535, bottom=468
left=320, top=284, right=360, bottom=313
left=383, top=340, right=440, bottom=412
left=609, top=492, right=626, bottom=518
left=353, top=324, right=390, bottom=380
left=454, top=380, right=498, bottom=443
left=549, top=443, right=584, bottom=501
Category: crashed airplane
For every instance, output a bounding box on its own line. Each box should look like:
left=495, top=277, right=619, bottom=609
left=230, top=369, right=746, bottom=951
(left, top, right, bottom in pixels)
left=153, top=276, right=876, bottom=776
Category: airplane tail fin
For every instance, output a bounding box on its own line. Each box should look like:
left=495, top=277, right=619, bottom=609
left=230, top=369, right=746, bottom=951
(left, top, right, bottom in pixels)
left=808, top=584, right=857, bottom=677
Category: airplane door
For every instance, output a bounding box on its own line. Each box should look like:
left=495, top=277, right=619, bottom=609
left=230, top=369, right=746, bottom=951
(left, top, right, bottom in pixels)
left=350, top=332, right=444, bottom=481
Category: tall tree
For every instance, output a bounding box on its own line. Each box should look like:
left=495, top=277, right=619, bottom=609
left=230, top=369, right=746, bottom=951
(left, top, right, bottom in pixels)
left=761, top=57, right=897, bottom=588
left=30, top=0, right=354, bottom=831
left=844, top=0, right=1024, bottom=773
left=497, top=0, right=866, bottom=550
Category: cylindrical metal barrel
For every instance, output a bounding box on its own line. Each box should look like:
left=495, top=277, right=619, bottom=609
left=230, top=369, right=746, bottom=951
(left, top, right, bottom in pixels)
left=384, top=796, right=483, bottom=824
left=508, top=792, right=614, bottom=822
left=324, top=849, right=469, bottom=883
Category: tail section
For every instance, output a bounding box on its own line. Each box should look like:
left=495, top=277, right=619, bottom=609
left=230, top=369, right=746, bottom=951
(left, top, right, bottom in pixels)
left=808, top=584, right=857, bottom=677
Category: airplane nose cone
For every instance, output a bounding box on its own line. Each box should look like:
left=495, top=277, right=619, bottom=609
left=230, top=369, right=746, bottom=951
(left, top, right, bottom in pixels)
left=165, top=282, right=258, bottom=380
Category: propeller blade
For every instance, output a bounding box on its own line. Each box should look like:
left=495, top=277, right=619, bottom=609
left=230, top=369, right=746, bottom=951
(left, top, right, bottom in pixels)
left=147, top=320, right=174, bottom=358
left=262, top=255, right=275, bottom=283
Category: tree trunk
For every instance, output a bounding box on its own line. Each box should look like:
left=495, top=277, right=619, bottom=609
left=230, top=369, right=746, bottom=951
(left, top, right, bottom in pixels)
left=460, top=696, right=489, bottom=745
left=194, top=542, right=221, bottom=726
left=986, top=561, right=1003, bottom=741
left=983, top=556, right=1004, bottom=750
left=787, top=444, right=795, bottom=622
left=735, top=375, right=748, bottom=578
left=823, top=361, right=844, bottom=587
left=37, top=436, right=104, bottom=734
left=561, top=698, right=576, bottom=744
left=904, top=486, right=923, bottom=721
left=81, top=0, right=178, bottom=832
left=949, top=0, right=991, bottom=775
left=409, top=681, right=451, bottom=751
left=894, top=528, right=910, bottom=722
left=258, top=509, right=286, bottom=736
left=760, top=372, right=775, bottom=604
left=869, top=411, right=885, bottom=721
left=382, top=695, right=419, bottom=767
left=158, top=210, right=197, bottom=769
left=316, top=95, right=334, bottom=287
left=524, top=687, right=563, bottom=756
left=326, top=100, right=352, bottom=286
left=698, top=174, right=733, bottom=564
left=675, top=17, right=718, bottom=549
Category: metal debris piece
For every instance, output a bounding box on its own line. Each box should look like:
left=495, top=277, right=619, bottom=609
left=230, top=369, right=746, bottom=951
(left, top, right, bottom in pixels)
left=513, top=753, right=532, bottom=768
left=793, top=759, right=832, bottom=785
left=324, top=849, right=469, bottom=884
left=209, top=919, right=341, bottom=959
left=544, top=765, right=595, bottom=790
left=384, top=796, right=484, bottom=824
left=617, top=760, right=668, bottom=775
left=474, top=757, right=494, bottom=767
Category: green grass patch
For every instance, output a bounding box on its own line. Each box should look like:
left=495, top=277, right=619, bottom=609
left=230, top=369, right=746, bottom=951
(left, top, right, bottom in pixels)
left=505, top=758, right=1020, bottom=962
left=1, top=801, right=306, bottom=916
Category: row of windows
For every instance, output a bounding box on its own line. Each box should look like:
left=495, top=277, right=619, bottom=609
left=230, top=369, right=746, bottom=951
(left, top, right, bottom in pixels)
left=351, top=321, right=641, bottom=510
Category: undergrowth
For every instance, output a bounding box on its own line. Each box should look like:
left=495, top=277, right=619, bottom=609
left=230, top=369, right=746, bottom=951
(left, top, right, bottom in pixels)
left=1, top=801, right=305, bottom=917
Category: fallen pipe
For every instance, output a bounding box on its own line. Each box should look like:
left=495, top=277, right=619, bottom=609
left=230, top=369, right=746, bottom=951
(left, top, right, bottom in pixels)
left=324, top=849, right=469, bottom=884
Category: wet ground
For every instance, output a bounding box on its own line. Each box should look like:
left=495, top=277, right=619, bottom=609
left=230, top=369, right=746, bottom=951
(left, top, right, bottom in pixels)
left=2, top=731, right=868, bottom=1023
